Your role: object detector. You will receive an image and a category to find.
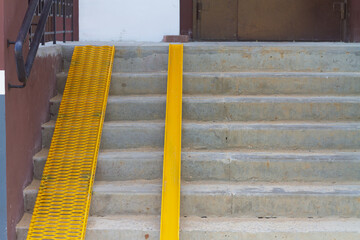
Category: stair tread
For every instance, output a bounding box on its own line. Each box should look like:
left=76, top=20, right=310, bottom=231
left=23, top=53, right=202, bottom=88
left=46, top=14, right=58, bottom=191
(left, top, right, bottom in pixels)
left=26, top=179, right=360, bottom=195
left=109, top=95, right=360, bottom=102
left=18, top=213, right=360, bottom=232
left=51, top=94, right=360, bottom=102
left=43, top=120, right=360, bottom=127
left=34, top=148, right=360, bottom=161
left=105, top=121, right=360, bottom=129
left=59, top=71, right=360, bottom=76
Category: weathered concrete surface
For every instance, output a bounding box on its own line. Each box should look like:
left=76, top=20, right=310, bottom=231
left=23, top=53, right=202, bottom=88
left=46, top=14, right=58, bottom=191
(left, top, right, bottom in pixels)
left=57, top=72, right=360, bottom=96
left=61, top=43, right=360, bottom=73
left=33, top=149, right=360, bottom=182
left=55, top=72, right=67, bottom=94
left=24, top=180, right=360, bottom=218
left=50, top=94, right=360, bottom=121
left=17, top=213, right=360, bottom=240
left=63, top=45, right=169, bottom=72
left=183, top=45, right=360, bottom=72
left=18, top=42, right=360, bottom=239
left=42, top=121, right=360, bottom=150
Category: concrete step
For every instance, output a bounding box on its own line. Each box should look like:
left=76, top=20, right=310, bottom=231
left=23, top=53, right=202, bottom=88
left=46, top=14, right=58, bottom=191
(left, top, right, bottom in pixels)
left=56, top=72, right=360, bottom=96
left=61, top=43, right=360, bottom=73
left=33, top=149, right=360, bottom=182
left=63, top=45, right=168, bottom=73
left=42, top=121, right=360, bottom=150
left=17, top=213, right=360, bottom=240
left=50, top=94, right=360, bottom=121
left=24, top=180, right=360, bottom=218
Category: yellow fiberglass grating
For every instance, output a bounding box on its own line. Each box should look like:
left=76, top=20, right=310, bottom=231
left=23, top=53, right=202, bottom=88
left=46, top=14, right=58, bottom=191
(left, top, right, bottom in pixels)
left=27, top=45, right=115, bottom=240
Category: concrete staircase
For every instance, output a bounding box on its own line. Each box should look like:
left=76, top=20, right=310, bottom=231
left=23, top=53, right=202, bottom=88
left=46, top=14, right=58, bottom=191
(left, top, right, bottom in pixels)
left=17, top=43, right=360, bottom=239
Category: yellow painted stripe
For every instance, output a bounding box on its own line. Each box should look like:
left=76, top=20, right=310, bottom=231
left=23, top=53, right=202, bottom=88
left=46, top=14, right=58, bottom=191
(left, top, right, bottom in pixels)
left=160, top=44, right=183, bottom=240
left=27, top=45, right=115, bottom=239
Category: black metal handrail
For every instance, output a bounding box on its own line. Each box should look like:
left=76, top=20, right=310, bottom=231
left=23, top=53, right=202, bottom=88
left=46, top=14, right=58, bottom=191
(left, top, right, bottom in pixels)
left=9, top=0, right=74, bottom=88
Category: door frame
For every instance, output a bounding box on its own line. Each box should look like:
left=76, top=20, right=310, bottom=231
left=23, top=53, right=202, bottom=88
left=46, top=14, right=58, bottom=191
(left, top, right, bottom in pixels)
left=180, top=0, right=193, bottom=36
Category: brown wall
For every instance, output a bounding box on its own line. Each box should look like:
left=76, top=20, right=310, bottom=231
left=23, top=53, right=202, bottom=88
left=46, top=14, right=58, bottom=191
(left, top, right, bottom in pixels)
left=5, top=52, right=62, bottom=240
left=2, top=0, right=74, bottom=239
left=0, top=0, right=4, bottom=69
left=2, top=1, right=26, bottom=239
left=0, top=0, right=6, bottom=239
left=348, top=0, right=360, bottom=42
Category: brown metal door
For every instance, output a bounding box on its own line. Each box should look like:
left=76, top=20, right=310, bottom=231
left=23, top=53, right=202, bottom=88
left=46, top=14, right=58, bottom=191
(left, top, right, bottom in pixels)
left=237, top=0, right=346, bottom=41
left=193, top=0, right=238, bottom=40
left=193, top=0, right=346, bottom=41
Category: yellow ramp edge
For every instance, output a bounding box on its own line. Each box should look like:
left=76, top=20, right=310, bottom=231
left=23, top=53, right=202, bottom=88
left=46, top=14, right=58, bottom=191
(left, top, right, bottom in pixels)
left=27, top=45, right=115, bottom=239
left=160, top=44, right=184, bottom=240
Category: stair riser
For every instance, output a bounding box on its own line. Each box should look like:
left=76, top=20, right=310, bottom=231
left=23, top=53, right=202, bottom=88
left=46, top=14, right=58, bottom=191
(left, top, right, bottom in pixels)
left=62, top=45, right=360, bottom=72
left=24, top=190, right=360, bottom=218
left=57, top=73, right=360, bottom=96
left=34, top=154, right=229, bottom=182
left=51, top=98, right=360, bottom=122
left=42, top=123, right=360, bottom=150
left=33, top=152, right=360, bottom=182
left=183, top=46, right=360, bottom=72
left=63, top=46, right=168, bottom=73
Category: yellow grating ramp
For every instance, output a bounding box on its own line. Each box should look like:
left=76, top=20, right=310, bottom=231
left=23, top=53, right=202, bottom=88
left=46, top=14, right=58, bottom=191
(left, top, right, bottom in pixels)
left=27, top=45, right=115, bottom=239
left=160, top=44, right=183, bottom=240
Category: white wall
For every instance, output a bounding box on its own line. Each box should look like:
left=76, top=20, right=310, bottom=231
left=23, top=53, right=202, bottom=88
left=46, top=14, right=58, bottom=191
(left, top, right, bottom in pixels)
left=79, top=0, right=179, bottom=42
left=0, top=71, right=4, bottom=95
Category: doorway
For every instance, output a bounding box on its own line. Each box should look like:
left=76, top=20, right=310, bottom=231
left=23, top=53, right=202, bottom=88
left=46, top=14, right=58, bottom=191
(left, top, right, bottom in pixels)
left=192, top=0, right=347, bottom=41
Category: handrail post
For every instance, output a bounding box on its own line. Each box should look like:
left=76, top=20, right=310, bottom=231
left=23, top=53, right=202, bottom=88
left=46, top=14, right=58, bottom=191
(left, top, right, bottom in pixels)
left=71, top=0, right=74, bottom=41
left=63, top=0, right=66, bottom=42
left=25, top=0, right=53, bottom=77
left=53, top=0, right=56, bottom=44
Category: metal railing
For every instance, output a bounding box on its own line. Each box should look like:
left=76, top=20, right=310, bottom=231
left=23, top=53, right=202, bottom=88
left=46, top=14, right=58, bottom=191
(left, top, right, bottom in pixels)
left=9, top=0, right=74, bottom=88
